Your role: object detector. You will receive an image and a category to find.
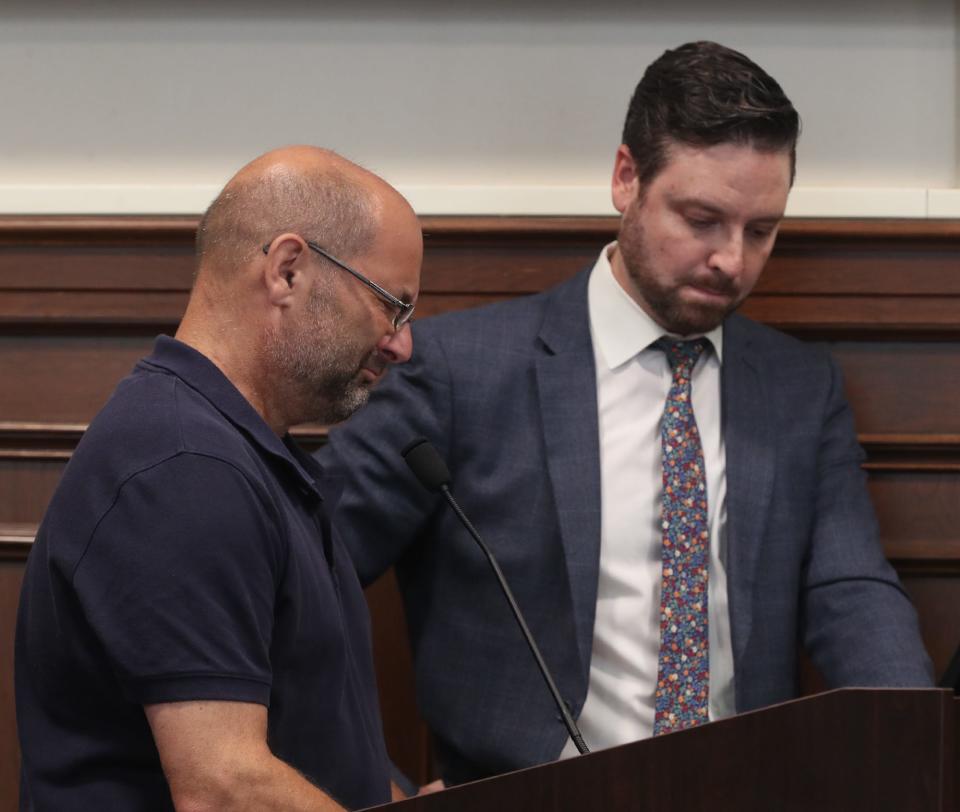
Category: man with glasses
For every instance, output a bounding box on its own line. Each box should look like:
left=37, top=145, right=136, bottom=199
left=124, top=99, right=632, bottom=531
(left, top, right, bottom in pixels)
left=319, top=41, right=933, bottom=786
left=16, top=145, right=421, bottom=811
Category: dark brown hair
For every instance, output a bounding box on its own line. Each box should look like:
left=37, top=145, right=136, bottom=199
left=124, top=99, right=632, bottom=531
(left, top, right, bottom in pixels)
left=622, top=41, right=800, bottom=184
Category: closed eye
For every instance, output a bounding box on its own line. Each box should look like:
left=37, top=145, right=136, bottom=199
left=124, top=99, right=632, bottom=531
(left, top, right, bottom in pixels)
left=748, top=225, right=777, bottom=240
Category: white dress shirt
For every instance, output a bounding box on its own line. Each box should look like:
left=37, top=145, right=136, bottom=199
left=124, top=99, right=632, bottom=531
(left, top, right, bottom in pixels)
left=560, top=243, right=735, bottom=757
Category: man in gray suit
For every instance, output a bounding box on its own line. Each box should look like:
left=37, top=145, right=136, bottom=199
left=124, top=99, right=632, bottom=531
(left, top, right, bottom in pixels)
left=320, top=41, right=933, bottom=785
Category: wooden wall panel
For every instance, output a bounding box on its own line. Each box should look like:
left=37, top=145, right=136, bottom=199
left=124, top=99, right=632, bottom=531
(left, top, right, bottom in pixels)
left=870, top=473, right=960, bottom=557
left=1, top=336, right=156, bottom=424
left=365, top=572, right=431, bottom=783
left=0, top=217, right=196, bottom=288
left=0, top=460, right=68, bottom=525
left=0, top=564, right=24, bottom=806
left=904, top=576, right=960, bottom=672
left=0, top=215, right=959, bottom=808
left=830, top=342, right=960, bottom=436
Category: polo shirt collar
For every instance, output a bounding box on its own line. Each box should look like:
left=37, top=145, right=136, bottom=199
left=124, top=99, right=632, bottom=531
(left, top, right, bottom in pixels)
left=588, top=241, right=724, bottom=370
left=142, top=335, right=326, bottom=500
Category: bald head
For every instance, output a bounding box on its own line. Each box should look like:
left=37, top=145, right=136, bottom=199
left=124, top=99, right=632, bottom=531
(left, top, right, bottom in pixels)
left=196, top=146, right=400, bottom=277
left=179, top=146, right=422, bottom=433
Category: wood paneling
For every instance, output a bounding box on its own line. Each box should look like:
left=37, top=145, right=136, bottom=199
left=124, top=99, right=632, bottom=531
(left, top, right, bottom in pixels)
left=0, top=563, right=24, bottom=805
left=0, top=336, right=156, bottom=423
left=831, top=342, right=960, bottom=435
left=904, top=577, right=960, bottom=675
left=0, top=459, right=68, bottom=525
left=5, top=216, right=958, bottom=331
left=365, top=572, right=432, bottom=783
left=1, top=215, right=959, bottom=806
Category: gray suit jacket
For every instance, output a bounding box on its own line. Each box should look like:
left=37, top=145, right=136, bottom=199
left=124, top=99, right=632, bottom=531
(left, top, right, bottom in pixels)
left=320, top=268, right=932, bottom=784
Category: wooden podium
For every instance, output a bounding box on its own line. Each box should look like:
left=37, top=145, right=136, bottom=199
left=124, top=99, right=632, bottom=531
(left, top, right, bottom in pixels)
left=371, top=689, right=958, bottom=811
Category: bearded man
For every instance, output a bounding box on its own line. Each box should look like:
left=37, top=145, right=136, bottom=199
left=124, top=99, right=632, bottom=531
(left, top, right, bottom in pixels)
left=16, top=146, right=422, bottom=811
left=318, top=41, right=933, bottom=787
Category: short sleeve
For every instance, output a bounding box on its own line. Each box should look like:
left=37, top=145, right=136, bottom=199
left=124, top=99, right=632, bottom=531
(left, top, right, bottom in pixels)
left=73, top=453, right=284, bottom=706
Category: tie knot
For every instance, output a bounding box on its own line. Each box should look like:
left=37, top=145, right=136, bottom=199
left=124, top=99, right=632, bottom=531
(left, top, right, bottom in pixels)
left=655, top=337, right=709, bottom=371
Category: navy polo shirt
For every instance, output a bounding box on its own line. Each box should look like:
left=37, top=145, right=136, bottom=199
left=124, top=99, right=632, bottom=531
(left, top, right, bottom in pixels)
left=16, top=336, right=391, bottom=810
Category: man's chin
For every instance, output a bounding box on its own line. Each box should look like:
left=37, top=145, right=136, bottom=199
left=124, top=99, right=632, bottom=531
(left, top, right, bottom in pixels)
left=660, top=302, right=732, bottom=336
left=314, top=383, right=371, bottom=425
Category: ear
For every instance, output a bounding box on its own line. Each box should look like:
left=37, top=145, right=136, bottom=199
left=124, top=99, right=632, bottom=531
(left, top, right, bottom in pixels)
left=261, top=234, right=309, bottom=308
left=611, top=144, right=641, bottom=214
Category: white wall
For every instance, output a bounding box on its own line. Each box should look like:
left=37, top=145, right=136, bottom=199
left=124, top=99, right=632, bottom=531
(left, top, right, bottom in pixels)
left=1, top=0, right=957, bottom=216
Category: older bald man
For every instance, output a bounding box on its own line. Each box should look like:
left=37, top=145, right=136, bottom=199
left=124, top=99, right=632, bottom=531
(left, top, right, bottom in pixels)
left=15, top=147, right=422, bottom=811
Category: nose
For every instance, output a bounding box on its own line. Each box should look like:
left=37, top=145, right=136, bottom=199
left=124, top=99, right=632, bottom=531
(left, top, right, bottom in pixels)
left=708, top=231, right=745, bottom=280
left=377, top=323, right=413, bottom=364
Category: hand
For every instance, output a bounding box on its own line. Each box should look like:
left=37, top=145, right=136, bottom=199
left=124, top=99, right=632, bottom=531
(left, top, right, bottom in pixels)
left=417, top=779, right=446, bottom=796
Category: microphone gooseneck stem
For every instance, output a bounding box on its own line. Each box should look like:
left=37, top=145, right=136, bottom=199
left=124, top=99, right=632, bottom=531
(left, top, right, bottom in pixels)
left=440, top=484, right=589, bottom=755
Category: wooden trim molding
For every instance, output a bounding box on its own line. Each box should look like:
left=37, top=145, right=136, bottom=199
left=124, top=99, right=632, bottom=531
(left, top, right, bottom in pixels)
left=0, top=525, right=33, bottom=561
left=0, top=422, right=86, bottom=460
left=861, top=435, right=960, bottom=472
left=4, top=423, right=959, bottom=467
left=2, top=215, right=959, bottom=334
left=0, top=422, right=330, bottom=460
left=1, top=214, right=959, bottom=239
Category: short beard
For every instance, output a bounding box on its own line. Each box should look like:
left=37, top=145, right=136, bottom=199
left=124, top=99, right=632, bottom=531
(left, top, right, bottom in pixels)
left=618, top=205, right=741, bottom=336
left=263, top=286, right=373, bottom=426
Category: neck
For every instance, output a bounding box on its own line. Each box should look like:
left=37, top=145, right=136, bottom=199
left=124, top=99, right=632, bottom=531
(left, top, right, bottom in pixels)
left=608, top=242, right=652, bottom=316
left=176, top=305, right=291, bottom=437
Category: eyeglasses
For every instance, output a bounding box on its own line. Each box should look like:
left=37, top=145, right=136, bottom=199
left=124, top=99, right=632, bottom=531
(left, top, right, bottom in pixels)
left=262, top=239, right=415, bottom=331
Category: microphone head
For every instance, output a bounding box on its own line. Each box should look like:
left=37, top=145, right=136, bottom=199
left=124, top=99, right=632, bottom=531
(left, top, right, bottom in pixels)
left=401, top=437, right=451, bottom=492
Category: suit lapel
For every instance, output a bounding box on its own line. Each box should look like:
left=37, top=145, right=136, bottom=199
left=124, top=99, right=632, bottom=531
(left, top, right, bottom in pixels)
left=535, top=272, right=602, bottom=679
left=722, top=315, right=776, bottom=670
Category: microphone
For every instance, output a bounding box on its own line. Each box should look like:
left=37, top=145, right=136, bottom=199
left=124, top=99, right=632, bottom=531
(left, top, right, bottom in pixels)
left=401, top=437, right=589, bottom=756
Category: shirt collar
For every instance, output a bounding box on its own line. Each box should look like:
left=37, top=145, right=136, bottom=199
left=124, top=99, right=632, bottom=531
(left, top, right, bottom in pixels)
left=588, top=241, right=724, bottom=371
left=140, top=335, right=327, bottom=500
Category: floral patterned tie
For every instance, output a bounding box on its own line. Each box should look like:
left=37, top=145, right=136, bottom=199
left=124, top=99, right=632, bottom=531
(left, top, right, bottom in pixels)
left=653, top=337, right=710, bottom=735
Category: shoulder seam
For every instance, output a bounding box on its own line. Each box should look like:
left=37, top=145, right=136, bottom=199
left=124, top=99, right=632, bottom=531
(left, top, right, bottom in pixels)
left=71, top=451, right=281, bottom=584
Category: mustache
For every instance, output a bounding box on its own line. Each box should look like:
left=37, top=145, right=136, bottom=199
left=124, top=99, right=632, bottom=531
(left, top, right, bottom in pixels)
left=686, top=273, right=739, bottom=297
left=361, top=351, right=388, bottom=376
